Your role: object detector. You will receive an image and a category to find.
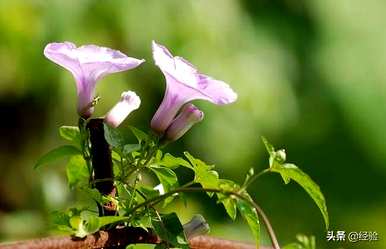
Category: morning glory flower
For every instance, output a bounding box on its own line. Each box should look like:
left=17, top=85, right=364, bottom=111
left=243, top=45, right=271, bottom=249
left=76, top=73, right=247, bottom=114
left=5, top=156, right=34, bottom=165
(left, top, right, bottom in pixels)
left=44, top=42, right=144, bottom=118
left=164, top=104, right=204, bottom=142
left=150, top=41, right=237, bottom=134
left=104, top=91, right=141, bottom=128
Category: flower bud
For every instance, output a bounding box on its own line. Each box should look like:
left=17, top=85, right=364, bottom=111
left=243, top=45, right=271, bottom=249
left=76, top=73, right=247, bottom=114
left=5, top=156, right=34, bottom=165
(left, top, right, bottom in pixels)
left=274, top=149, right=286, bottom=163
left=164, top=104, right=204, bottom=142
left=104, top=91, right=141, bottom=128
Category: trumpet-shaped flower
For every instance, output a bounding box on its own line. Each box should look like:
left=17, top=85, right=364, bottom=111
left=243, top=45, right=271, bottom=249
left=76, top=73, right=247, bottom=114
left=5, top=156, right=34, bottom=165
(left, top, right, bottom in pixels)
left=44, top=42, right=144, bottom=118
left=164, top=104, right=204, bottom=142
left=150, top=41, right=237, bottom=134
left=104, top=91, right=141, bottom=128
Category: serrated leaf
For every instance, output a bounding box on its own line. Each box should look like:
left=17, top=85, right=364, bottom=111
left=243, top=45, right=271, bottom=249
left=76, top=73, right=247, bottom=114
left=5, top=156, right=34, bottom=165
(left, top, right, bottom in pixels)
left=152, top=213, right=189, bottom=249
left=59, top=126, right=81, bottom=145
left=34, top=145, right=81, bottom=169
left=66, top=155, right=89, bottom=189
left=184, top=152, right=219, bottom=196
left=237, top=199, right=260, bottom=248
left=271, top=163, right=329, bottom=230
left=129, top=126, right=148, bottom=143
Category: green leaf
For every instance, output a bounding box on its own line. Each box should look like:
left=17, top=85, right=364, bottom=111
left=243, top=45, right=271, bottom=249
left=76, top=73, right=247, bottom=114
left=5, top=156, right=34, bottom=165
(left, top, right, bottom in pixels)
left=237, top=199, right=260, bottom=248
left=129, top=126, right=148, bottom=143
left=59, top=126, right=81, bottom=145
left=152, top=212, right=189, bottom=249
left=271, top=163, right=329, bottom=230
left=73, top=211, right=127, bottom=238
left=98, top=215, right=128, bottom=228
left=157, top=153, right=192, bottom=169
left=138, top=185, right=161, bottom=199
left=51, top=210, right=73, bottom=232
left=283, top=243, right=303, bottom=249
left=261, top=136, right=275, bottom=156
left=283, top=234, right=316, bottom=249
left=66, top=155, right=89, bottom=189
left=34, top=145, right=81, bottom=169
left=151, top=166, right=179, bottom=191
left=217, top=179, right=239, bottom=220
left=104, top=123, right=127, bottom=148
left=184, top=152, right=219, bottom=196
left=262, top=137, right=287, bottom=167
left=150, top=166, right=179, bottom=206
left=75, top=211, right=100, bottom=238
left=123, top=144, right=141, bottom=155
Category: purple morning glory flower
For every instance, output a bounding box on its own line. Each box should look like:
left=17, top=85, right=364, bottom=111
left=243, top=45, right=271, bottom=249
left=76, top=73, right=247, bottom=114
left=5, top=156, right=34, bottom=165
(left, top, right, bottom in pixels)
left=164, top=103, right=204, bottom=142
left=150, top=41, right=237, bottom=134
left=104, top=91, right=141, bottom=128
left=44, top=42, right=144, bottom=118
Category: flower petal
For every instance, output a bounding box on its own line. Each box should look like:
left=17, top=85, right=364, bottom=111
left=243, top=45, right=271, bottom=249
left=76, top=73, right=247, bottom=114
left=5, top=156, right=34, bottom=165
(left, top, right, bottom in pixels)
left=152, top=41, right=237, bottom=105
left=44, top=42, right=144, bottom=118
left=150, top=41, right=237, bottom=134
left=104, top=91, right=141, bottom=128
left=44, top=42, right=82, bottom=80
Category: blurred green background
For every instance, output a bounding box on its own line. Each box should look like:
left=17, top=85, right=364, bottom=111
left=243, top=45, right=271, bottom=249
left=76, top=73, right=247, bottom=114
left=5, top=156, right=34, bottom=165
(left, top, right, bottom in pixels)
left=0, top=0, right=385, bottom=248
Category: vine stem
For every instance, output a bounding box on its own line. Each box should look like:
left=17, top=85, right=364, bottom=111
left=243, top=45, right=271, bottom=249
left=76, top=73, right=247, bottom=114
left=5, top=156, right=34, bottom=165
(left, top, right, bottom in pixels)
left=128, top=187, right=281, bottom=249
left=242, top=168, right=271, bottom=190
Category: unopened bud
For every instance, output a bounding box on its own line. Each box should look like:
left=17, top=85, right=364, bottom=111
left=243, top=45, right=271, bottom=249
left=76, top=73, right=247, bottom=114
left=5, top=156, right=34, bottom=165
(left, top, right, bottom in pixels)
left=164, top=104, right=204, bottom=142
left=183, top=214, right=210, bottom=239
left=104, top=91, right=141, bottom=128
left=274, top=149, right=286, bottom=163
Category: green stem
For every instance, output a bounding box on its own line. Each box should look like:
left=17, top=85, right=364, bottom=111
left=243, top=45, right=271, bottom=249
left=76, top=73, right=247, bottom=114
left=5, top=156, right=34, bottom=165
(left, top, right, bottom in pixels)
left=128, top=187, right=280, bottom=249
left=242, top=168, right=271, bottom=190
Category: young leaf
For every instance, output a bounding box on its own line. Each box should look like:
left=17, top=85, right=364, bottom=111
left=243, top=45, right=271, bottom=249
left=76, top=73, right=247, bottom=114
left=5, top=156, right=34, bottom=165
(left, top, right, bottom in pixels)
left=261, top=136, right=275, bottom=156
left=152, top=212, right=189, bottom=249
left=184, top=152, right=219, bottom=196
left=59, top=126, right=81, bottom=145
left=34, top=145, right=81, bottom=169
left=66, top=155, right=89, bottom=189
left=237, top=199, right=260, bottom=248
left=271, top=163, right=329, bottom=230
left=129, top=126, right=148, bottom=143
